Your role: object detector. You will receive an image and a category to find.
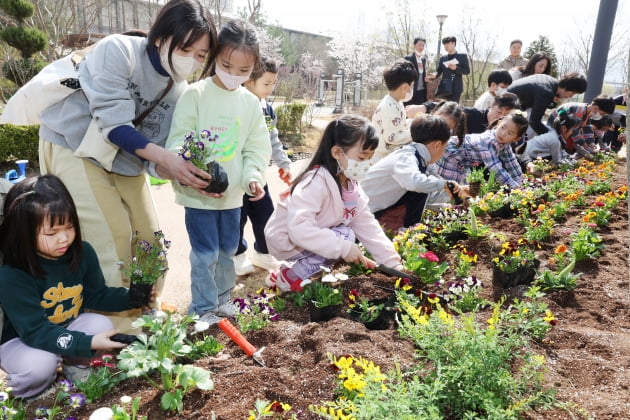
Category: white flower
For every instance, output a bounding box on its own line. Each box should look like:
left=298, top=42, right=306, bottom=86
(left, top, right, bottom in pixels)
left=334, top=273, right=349, bottom=281
left=89, top=407, right=114, bottom=420
left=194, top=321, right=210, bottom=332
left=319, top=265, right=331, bottom=273
left=153, top=310, right=167, bottom=320
left=120, top=395, right=133, bottom=404
left=321, top=274, right=337, bottom=283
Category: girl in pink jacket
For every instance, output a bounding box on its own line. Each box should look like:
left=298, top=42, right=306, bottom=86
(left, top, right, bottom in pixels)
left=264, top=114, right=403, bottom=292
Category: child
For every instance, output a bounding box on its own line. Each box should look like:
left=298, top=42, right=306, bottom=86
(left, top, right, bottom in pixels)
left=362, top=115, right=463, bottom=231
left=546, top=94, right=616, bottom=154
left=234, top=57, right=291, bottom=276
left=371, top=59, right=417, bottom=162
left=435, top=112, right=529, bottom=189
left=0, top=175, right=140, bottom=398
left=264, top=114, right=403, bottom=292
left=520, top=111, right=581, bottom=171
left=165, top=19, right=271, bottom=324
left=474, top=69, right=512, bottom=111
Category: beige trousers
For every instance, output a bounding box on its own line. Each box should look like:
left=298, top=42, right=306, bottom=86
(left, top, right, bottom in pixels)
left=39, top=140, right=163, bottom=332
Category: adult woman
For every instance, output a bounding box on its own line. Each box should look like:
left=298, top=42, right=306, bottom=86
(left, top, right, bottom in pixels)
left=38, top=0, right=217, bottom=330
left=510, top=52, right=551, bottom=80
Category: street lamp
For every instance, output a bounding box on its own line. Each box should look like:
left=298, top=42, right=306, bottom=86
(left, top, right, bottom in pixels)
left=436, top=14, right=448, bottom=61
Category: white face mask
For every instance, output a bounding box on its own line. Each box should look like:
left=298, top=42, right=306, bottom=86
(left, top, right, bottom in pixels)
left=403, top=86, right=414, bottom=102
left=590, top=112, right=602, bottom=121
left=215, top=65, right=250, bottom=90
left=341, top=154, right=371, bottom=182
left=160, top=47, right=201, bottom=82
left=495, top=87, right=507, bottom=96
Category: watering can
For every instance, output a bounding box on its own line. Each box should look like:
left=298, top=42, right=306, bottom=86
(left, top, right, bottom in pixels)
left=4, top=159, right=28, bottom=183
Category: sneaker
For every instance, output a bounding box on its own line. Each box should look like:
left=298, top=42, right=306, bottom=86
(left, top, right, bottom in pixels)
left=272, top=266, right=312, bottom=293
left=234, top=253, right=255, bottom=276
left=216, top=302, right=239, bottom=317
left=198, top=311, right=222, bottom=325
left=250, top=251, right=281, bottom=271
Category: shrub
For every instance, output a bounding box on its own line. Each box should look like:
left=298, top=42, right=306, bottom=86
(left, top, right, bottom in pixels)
left=276, top=103, right=306, bottom=139
left=0, top=123, right=39, bottom=166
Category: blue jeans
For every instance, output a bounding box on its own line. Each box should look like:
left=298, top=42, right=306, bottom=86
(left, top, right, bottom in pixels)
left=185, top=207, right=240, bottom=315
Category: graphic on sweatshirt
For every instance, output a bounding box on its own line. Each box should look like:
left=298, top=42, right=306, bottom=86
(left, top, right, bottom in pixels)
left=204, top=117, right=240, bottom=163
left=41, top=282, right=83, bottom=324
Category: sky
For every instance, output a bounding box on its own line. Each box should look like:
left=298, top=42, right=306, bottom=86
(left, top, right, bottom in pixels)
left=233, top=0, right=628, bottom=83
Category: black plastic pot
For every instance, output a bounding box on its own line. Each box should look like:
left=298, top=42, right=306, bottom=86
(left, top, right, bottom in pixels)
left=489, top=203, right=517, bottom=219
left=444, top=230, right=468, bottom=245
left=492, top=259, right=540, bottom=288
left=128, top=282, right=153, bottom=307
left=307, top=301, right=340, bottom=322
left=203, top=161, right=229, bottom=193
left=348, top=297, right=394, bottom=330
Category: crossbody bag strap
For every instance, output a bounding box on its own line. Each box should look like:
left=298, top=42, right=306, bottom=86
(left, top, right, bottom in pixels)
left=132, top=78, right=174, bottom=127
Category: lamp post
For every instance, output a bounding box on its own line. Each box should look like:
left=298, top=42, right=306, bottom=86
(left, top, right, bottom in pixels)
left=435, top=14, right=448, bottom=63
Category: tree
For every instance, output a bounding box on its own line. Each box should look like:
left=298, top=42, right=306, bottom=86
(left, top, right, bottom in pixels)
left=0, top=0, right=48, bottom=86
left=524, top=35, right=558, bottom=77
left=455, top=8, right=499, bottom=102
left=382, top=0, right=429, bottom=58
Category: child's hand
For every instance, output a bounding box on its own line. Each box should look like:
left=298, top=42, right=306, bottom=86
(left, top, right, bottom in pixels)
left=92, top=330, right=127, bottom=350
left=248, top=181, right=266, bottom=201
left=278, top=168, right=291, bottom=185
left=344, top=244, right=376, bottom=268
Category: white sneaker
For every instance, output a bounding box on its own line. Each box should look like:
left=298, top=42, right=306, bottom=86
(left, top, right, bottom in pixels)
left=198, top=311, right=222, bottom=325
left=234, top=253, right=255, bottom=276
left=250, top=251, right=281, bottom=271
left=216, top=302, right=239, bottom=317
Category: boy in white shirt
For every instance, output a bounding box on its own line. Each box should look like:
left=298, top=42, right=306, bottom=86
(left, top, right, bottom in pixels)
left=474, top=69, right=512, bottom=111
left=371, top=59, right=417, bottom=162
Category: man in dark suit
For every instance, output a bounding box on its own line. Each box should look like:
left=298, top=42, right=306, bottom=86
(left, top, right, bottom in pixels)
left=429, top=36, right=470, bottom=103
left=404, top=37, right=428, bottom=106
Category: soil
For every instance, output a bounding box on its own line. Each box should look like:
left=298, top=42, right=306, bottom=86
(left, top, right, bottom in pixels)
left=23, top=159, right=630, bottom=419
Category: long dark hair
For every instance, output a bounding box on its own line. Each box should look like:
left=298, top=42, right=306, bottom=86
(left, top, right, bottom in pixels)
left=148, top=0, right=218, bottom=79
left=290, top=114, right=378, bottom=193
left=521, top=52, right=551, bottom=77
left=432, top=100, right=466, bottom=146
left=0, top=175, right=82, bottom=278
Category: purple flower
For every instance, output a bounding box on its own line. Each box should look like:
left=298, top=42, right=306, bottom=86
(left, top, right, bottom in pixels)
left=68, top=393, right=86, bottom=408
left=59, top=378, right=73, bottom=392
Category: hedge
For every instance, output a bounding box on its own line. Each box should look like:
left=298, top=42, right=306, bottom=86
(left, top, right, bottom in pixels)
left=276, top=103, right=306, bottom=138
left=0, top=124, right=39, bottom=166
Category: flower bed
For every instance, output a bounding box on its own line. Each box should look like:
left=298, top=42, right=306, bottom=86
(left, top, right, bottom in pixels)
left=6, top=157, right=629, bottom=419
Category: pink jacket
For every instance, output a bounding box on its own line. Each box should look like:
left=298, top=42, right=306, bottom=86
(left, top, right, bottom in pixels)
left=265, top=167, right=401, bottom=267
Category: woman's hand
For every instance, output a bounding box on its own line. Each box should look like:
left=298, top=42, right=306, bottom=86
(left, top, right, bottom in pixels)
left=91, top=330, right=127, bottom=350
left=248, top=181, right=266, bottom=201
left=138, top=143, right=210, bottom=189
left=158, top=152, right=210, bottom=189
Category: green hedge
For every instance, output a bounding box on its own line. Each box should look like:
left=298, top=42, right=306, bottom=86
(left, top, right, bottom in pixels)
left=276, top=103, right=306, bottom=137
left=0, top=124, right=39, bottom=166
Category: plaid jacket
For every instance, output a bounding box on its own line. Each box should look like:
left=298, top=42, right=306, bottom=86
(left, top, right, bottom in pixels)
left=435, top=130, right=523, bottom=188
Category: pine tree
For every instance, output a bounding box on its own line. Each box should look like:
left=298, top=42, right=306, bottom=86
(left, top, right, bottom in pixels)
left=0, top=0, right=48, bottom=86
left=524, top=35, right=558, bottom=78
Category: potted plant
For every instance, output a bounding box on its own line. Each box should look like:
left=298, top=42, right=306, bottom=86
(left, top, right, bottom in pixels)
left=491, top=239, right=540, bottom=288
left=179, top=130, right=228, bottom=193
left=347, top=290, right=391, bottom=330
left=303, top=282, right=343, bottom=322
left=466, top=166, right=485, bottom=197
left=119, top=230, right=170, bottom=307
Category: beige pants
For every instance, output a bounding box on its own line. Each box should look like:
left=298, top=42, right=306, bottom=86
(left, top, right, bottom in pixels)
left=39, top=140, right=163, bottom=332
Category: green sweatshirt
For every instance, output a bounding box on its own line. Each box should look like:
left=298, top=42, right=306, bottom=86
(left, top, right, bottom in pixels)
left=0, top=242, right=131, bottom=358
left=165, top=78, right=271, bottom=210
